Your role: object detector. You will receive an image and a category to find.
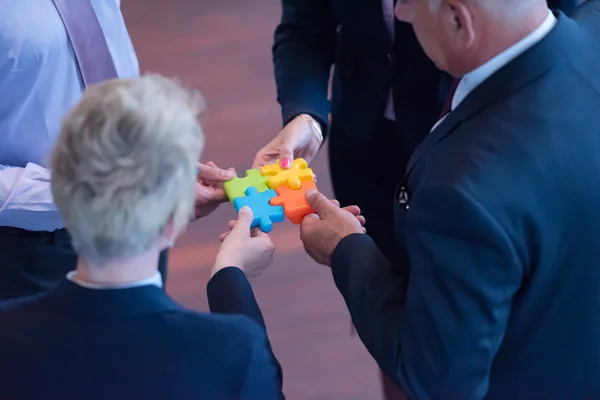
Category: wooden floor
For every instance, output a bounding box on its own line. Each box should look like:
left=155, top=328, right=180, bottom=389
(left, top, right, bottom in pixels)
left=122, top=1, right=382, bottom=399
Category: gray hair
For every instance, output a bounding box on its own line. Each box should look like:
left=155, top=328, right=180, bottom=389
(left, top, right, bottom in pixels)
left=51, top=74, right=205, bottom=264
left=428, top=0, right=543, bottom=16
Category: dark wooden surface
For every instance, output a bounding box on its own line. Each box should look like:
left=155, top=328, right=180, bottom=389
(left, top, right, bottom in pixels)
left=122, top=1, right=382, bottom=399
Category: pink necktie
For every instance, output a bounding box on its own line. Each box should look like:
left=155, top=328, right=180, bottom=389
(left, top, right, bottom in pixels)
left=50, top=0, right=118, bottom=88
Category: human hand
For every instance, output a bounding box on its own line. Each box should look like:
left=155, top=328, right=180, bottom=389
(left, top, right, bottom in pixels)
left=252, top=114, right=323, bottom=170
left=300, top=189, right=366, bottom=266
left=194, top=161, right=236, bottom=220
left=213, top=206, right=276, bottom=278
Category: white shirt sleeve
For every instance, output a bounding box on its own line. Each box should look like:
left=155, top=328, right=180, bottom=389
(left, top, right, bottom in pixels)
left=0, top=163, right=62, bottom=231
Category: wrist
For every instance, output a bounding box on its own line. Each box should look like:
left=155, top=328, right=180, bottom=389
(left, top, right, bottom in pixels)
left=298, top=114, right=324, bottom=145
left=212, top=258, right=243, bottom=277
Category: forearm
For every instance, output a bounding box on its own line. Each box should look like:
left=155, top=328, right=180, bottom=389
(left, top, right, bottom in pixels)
left=330, top=234, right=411, bottom=389
left=0, top=164, right=61, bottom=230
left=273, top=0, right=337, bottom=134
left=207, top=266, right=283, bottom=397
left=331, top=185, right=522, bottom=399
left=207, top=266, right=267, bottom=328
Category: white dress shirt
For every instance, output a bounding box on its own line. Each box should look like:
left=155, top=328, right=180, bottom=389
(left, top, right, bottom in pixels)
left=382, top=0, right=396, bottom=121
left=0, top=0, right=139, bottom=231
left=67, top=271, right=163, bottom=290
left=431, top=10, right=557, bottom=132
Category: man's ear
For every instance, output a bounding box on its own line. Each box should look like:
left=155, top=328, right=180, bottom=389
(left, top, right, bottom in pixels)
left=444, top=0, right=476, bottom=47
left=395, top=0, right=412, bottom=23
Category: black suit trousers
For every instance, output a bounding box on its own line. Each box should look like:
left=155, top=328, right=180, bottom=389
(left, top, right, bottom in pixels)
left=0, top=228, right=169, bottom=301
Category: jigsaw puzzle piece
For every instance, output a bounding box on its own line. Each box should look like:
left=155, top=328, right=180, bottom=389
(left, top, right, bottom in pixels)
left=269, top=181, right=317, bottom=224
left=223, top=169, right=269, bottom=202
left=233, top=187, right=284, bottom=232
left=261, top=158, right=314, bottom=190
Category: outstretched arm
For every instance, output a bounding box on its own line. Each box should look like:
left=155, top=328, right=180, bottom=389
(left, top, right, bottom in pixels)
left=331, top=184, right=523, bottom=399
left=273, top=0, right=337, bottom=134
left=207, top=267, right=282, bottom=398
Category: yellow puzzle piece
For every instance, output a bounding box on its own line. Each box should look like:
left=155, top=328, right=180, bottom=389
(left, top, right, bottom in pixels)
left=261, top=158, right=314, bottom=190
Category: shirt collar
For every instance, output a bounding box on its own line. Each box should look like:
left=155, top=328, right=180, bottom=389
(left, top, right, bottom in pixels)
left=452, top=10, right=557, bottom=111
left=66, top=270, right=163, bottom=290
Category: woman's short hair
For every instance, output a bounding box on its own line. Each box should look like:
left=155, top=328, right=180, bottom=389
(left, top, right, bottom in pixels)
left=50, top=74, right=205, bottom=264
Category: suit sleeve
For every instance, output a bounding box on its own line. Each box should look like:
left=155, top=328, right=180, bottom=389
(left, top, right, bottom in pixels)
left=207, top=267, right=284, bottom=398
left=207, top=267, right=267, bottom=327
left=330, top=184, right=523, bottom=400
left=273, top=0, right=337, bottom=134
left=238, top=325, right=285, bottom=400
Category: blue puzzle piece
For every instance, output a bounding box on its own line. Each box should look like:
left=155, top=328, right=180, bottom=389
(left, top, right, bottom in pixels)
left=233, top=187, right=284, bottom=232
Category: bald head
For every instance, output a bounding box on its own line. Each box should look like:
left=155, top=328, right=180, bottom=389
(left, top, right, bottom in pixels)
left=396, top=0, right=550, bottom=76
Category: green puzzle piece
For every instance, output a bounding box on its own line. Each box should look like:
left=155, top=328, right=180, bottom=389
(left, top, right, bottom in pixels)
left=223, top=169, right=269, bottom=202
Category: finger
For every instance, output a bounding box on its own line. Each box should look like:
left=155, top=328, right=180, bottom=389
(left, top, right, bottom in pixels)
left=342, top=205, right=361, bottom=216
left=249, top=227, right=262, bottom=237
left=209, top=187, right=228, bottom=203
left=279, top=132, right=298, bottom=169
left=330, top=199, right=340, bottom=207
left=301, top=213, right=321, bottom=224
left=219, top=231, right=231, bottom=242
left=231, top=206, right=254, bottom=233
left=197, top=184, right=227, bottom=201
left=305, top=189, right=338, bottom=217
left=356, top=215, right=366, bottom=225
left=250, top=227, right=274, bottom=241
left=252, top=142, right=280, bottom=169
left=227, top=220, right=237, bottom=230
left=198, top=162, right=235, bottom=182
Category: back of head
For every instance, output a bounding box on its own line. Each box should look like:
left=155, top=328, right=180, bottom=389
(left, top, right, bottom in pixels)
left=395, top=0, right=550, bottom=76
left=50, top=74, right=205, bottom=264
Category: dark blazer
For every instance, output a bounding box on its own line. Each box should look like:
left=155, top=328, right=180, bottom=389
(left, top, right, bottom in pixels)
left=273, top=1, right=579, bottom=145
left=548, top=0, right=584, bottom=10
left=0, top=267, right=284, bottom=400
left=330, top=8, right=600, bottom=400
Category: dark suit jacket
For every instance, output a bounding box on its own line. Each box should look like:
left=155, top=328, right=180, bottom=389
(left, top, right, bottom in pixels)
left=273, top=1, right=579, bottom=146
left=330, top=8, right=600, bottom=400
left=0, top=267, right=284, bottom=400
left=548, top=0, right=584, bottom=10
left=273, top=0, right=447, bottom=145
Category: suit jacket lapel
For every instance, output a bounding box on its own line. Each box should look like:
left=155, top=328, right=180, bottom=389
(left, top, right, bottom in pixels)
left=405, top=10, right=573, bottom=176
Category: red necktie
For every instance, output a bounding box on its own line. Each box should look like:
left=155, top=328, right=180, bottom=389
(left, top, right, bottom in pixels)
left=439, top=78, right=461, bottom=118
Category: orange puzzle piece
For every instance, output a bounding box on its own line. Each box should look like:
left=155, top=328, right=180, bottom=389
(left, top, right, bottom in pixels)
left=269, top=181, right=317, bottom=224
left=261, top=158, right=314, bottom=190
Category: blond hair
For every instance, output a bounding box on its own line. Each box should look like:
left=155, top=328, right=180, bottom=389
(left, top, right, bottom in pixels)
left=51, top=74, right=205, bottom=263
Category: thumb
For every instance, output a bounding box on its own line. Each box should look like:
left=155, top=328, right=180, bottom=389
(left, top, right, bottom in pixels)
left=305, top=189, right=336, bottom=217
left=231, top=206, right=254, bottom=233
left=279, top=127, right=300, bottom=169
left=279, top=141, right=295, bottom=169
